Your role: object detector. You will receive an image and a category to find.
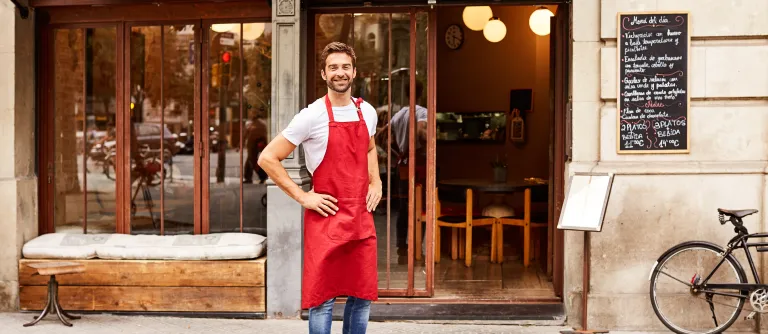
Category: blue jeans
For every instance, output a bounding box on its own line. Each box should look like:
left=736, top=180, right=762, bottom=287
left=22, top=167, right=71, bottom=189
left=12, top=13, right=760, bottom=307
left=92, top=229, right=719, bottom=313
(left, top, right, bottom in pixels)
left=308, top=296, right=371, bottom=334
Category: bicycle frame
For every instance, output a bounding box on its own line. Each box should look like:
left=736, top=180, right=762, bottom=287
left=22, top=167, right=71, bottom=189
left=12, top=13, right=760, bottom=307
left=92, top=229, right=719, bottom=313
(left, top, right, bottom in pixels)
left=697, top=221, right=768, bottom=299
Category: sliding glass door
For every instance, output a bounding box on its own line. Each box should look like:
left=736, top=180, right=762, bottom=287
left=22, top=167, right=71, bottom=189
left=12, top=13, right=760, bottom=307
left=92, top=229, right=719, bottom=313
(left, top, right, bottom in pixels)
left=310, top=9, right=437, bottom=297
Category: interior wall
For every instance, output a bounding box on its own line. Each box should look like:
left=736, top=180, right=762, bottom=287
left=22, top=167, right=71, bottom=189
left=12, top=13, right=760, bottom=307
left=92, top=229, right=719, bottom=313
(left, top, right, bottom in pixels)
left=435, top=5, right=555, bottom=198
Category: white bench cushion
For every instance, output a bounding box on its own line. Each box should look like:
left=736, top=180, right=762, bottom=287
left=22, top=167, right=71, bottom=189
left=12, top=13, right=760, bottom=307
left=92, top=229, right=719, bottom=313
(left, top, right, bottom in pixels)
left=96, top=233, right=266, bottom=260
left=22, top=233, right=113, bottom=259
left=22, top=233, right=266, bottom=261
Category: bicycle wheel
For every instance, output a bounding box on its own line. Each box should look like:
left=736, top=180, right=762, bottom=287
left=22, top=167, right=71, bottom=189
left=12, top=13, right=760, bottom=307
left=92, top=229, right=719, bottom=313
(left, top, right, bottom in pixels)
left=650, top=242, right=747, bottom=334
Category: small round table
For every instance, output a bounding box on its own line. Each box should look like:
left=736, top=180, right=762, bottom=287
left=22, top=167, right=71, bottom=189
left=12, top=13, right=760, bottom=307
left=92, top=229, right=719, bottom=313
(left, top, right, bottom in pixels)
left=23, top=262, right=85, bottom=327
left=438, top=178, right=548, bottom=216
left=438, top=178, right=549, bottom=194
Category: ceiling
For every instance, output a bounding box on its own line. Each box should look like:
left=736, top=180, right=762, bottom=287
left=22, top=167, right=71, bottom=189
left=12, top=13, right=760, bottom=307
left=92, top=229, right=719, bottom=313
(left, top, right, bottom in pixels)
left=303, top=0, right=568, bottom=9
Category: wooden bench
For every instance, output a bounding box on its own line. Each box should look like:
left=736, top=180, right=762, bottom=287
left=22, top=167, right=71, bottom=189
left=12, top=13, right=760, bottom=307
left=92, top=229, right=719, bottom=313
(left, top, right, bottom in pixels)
left=19, top=257, right=266, bottom=315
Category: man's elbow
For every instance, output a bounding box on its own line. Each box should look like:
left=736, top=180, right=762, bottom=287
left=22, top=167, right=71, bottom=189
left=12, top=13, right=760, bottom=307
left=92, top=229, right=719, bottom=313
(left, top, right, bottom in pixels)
left=257, top=153, right=273, bottom=169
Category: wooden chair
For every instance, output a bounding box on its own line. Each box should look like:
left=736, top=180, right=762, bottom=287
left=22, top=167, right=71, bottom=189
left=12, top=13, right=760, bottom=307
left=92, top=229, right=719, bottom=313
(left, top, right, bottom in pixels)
left=431, top=187, right=497, bottom=267
left=496, top=187, right=548, bottom=267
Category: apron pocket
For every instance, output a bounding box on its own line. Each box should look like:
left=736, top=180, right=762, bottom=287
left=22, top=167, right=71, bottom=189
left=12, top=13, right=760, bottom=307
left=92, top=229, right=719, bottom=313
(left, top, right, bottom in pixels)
left=326, top=201, right=375, bottom=241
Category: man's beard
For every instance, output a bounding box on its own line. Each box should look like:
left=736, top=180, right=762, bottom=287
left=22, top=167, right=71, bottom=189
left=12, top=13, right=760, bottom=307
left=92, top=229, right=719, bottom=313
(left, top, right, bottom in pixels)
left=326, top=75, right=351, bottom=93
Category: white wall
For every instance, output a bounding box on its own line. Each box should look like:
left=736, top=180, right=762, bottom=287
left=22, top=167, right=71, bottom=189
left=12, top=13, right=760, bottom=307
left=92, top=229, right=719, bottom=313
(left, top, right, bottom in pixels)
left=568, top=0, right=768, bottom=330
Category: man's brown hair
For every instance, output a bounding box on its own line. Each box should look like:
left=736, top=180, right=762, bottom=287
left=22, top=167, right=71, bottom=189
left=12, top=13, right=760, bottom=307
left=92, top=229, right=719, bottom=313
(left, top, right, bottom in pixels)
left=319, top=42, right=356, bottom=71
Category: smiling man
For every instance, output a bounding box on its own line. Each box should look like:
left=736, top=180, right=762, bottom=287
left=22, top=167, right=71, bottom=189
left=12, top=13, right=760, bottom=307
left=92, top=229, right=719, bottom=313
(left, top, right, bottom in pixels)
left=258, top=42, right=381, bottom=334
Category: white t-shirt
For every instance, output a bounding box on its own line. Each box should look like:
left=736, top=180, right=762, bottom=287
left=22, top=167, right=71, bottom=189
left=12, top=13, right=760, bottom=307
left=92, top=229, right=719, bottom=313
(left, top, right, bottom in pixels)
left=282, top=97, right=377, bottom=174
left=390, top=105, right=428, bottom=154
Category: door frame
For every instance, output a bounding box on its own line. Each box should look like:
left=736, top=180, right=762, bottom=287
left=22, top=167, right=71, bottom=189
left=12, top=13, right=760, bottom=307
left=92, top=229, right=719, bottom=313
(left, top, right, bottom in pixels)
left=306, top=0, right=572, bottom=302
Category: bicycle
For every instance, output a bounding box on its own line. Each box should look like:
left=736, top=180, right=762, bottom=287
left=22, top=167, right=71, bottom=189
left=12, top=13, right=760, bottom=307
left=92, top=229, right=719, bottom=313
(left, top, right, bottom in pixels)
left=649, top=208, right=766, bottom=333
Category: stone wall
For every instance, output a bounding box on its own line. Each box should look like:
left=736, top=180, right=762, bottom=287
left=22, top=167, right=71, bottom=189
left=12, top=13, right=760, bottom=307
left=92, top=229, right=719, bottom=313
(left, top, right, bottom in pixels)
left=567, top=0, right=768, bottom=331
left=0, top=0, right=37, bottom=311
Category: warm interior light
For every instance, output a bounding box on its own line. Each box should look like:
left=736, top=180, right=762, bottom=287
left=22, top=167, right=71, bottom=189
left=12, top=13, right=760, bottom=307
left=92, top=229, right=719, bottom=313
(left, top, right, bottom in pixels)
left=211, top=23, right=236, bottom=33
left=462, top=6, right=493, bottom=31
left=483, top=17, right=507, bottom=43
left=529, top=7, right=554, bottom=36
left=243, top=23, right=265, bottom=40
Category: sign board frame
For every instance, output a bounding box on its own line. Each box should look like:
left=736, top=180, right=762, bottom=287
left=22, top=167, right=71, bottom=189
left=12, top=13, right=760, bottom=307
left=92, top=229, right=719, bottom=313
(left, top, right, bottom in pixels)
left=616, top=11, right=691, bottom=154
left=556, top=172, right=614, bottom=232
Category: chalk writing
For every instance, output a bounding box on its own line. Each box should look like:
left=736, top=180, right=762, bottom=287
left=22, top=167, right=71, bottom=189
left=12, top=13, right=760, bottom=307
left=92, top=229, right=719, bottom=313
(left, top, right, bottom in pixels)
left=618, top=13, right=689, bottom=152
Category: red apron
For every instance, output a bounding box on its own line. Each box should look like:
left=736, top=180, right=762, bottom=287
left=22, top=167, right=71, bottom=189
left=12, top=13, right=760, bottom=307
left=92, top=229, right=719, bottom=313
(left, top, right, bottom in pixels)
left=301, top=95, right=378, bottom=309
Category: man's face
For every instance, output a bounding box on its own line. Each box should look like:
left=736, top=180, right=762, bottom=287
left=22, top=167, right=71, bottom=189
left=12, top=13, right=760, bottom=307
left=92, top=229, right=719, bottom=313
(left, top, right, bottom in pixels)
left=322, top=53, right=356, bottom=94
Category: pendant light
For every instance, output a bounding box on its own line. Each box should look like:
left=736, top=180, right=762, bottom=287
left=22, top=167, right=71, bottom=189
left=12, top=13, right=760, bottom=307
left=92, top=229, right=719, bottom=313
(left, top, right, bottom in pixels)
left=462, top=6, right=493, bottom=31
left=529, top=7, right=554, bottom=36
left=211, top=23, right=236, bottom=33
left=483, top=17, right=507, bottom=43
left=243, top=23, right=266, bottom=40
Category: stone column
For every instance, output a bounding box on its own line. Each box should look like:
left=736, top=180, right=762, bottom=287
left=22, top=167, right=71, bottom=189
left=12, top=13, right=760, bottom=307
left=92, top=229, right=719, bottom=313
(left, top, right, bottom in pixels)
left=0, top=0, right=37, bottom=311
left=266, top=0, right=311, bottom=319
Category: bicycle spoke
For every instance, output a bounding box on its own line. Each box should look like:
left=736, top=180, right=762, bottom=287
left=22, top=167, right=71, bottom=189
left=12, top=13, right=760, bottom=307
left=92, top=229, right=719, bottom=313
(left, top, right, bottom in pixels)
left=659, top=270, right=692, bottom=287
left=651, top=245, right=747, bottom=334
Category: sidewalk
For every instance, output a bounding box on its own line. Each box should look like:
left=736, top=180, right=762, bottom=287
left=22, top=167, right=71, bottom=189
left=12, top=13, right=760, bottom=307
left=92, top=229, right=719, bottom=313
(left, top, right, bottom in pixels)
left=0, top=312, right=581, bottom=334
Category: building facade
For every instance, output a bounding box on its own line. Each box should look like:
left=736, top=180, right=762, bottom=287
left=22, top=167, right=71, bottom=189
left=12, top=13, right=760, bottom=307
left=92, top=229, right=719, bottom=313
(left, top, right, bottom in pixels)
left=1, top=0, right=767, bottom=331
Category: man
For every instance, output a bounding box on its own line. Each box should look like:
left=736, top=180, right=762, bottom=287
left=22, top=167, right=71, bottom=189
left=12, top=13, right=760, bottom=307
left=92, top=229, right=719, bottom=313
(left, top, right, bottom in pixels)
left=258, top=42, right=381, bottom=334
left=389, top=80, right=427, bottom=259
left=243, top=114, right=268, bottom=184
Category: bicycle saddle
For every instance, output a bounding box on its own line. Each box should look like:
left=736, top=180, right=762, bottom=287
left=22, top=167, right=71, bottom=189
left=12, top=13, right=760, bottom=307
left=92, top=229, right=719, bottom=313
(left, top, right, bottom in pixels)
left=718, top=208, right=758, bottom=218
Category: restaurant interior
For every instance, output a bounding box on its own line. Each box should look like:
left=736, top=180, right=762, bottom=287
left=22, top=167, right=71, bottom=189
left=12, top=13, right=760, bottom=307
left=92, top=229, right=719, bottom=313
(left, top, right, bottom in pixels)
left=312, top=4, right=559, bottom=301
left=427, top=4, right=556, bottom=302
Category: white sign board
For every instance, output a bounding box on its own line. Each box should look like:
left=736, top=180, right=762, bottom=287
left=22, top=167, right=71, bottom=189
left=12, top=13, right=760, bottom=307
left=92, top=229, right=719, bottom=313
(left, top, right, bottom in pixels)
left=557, top=173, right=614, bottom=232
left=220, top=37, right=235, bottom=46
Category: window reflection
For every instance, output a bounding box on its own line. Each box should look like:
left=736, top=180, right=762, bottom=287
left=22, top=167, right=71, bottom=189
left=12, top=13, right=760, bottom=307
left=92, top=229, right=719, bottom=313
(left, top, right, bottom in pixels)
left=208, top=22, right=272, bottom=235
left=54, top=27, right=118, bottom=234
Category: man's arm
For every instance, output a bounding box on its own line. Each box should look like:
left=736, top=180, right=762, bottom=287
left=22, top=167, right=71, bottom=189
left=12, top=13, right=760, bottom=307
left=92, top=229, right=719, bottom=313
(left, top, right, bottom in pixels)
left=366, top=136, right=382, bottom=212
left=258, top=134, right=338, bottom=217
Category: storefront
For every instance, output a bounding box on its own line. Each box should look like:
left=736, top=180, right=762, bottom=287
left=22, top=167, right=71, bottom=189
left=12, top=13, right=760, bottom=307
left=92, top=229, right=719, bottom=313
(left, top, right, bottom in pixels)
left=2, top=0, right=767, bottom=331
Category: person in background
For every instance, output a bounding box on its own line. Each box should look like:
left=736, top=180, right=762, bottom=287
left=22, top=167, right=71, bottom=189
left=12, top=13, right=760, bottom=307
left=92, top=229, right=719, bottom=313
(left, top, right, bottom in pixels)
left=389, top=80, right=427, bottom=260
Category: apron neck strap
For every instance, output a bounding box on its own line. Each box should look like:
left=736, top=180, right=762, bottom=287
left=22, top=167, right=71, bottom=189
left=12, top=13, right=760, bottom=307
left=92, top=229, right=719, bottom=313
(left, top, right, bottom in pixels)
left=324, top=95, right=364, bottom=122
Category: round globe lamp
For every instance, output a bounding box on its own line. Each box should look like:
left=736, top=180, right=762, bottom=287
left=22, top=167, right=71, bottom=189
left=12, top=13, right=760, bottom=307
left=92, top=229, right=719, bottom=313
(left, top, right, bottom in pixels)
left=462, top=6, right=493, bottom=31
left=244, top=23, right=265, bottom=40
left=211, top=23, right=236, bottom=33
left=483, top=17, right=507, bottom=43
left=529, top=7, right=554, bottom=36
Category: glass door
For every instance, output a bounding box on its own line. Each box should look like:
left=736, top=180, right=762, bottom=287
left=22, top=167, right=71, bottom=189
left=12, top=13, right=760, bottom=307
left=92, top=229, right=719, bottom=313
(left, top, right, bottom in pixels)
left=310, top=8, right=436, bottom=297
left=47, top=26, right=119, bottom=235
left=202, top=21, right=273, bottom=235
left=126, top=23, right=200, bottom=235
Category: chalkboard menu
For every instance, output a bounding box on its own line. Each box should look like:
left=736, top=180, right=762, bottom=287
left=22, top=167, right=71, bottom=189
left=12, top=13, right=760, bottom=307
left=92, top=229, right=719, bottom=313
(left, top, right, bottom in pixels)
left=617, top=13, right=690, bottom=153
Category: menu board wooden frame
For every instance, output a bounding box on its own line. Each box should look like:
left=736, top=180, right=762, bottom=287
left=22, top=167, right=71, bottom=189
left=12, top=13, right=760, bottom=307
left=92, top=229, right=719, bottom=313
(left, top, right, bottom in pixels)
left=616, top=11, right=691, bottom=154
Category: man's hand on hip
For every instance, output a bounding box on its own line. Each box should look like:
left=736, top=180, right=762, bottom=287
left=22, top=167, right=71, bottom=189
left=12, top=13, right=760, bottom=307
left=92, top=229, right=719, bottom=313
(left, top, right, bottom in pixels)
left=300, top=191, right=338, bottom=217
left=366, top=182, right=382, bottom=213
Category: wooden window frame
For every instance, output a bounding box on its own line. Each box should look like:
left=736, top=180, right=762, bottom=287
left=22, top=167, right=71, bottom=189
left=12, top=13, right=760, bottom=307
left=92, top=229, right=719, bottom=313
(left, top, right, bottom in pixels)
left=36, top=1, right=272, bottom=236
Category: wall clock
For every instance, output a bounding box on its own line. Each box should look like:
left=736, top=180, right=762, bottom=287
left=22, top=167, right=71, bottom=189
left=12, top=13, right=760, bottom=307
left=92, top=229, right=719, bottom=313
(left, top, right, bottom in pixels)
left=444, top=24, right=464, bottom=50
